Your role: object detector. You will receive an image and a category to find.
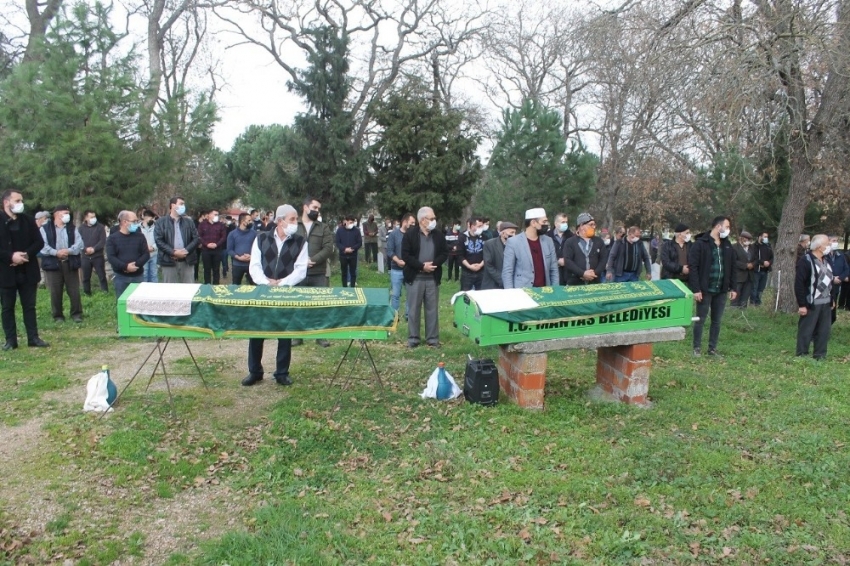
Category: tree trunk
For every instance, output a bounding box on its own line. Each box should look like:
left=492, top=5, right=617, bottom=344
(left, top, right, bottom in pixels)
left=773, top=144, right=815, bottom=312
left=23, top=0, right=62, bottom=62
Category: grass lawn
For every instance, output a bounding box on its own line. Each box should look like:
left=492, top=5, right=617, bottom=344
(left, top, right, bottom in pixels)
left=1, top=265, right=849, bottom=565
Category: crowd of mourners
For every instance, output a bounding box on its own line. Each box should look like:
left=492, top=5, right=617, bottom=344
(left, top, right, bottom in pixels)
left=2, top=189, right=846, bottom=384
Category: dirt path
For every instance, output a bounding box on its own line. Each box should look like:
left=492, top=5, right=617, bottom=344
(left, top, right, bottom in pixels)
left=1, top=338, right=287, bottom=564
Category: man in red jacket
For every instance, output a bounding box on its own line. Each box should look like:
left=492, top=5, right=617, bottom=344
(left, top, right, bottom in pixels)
left=197, top=208, right=227, bottom=285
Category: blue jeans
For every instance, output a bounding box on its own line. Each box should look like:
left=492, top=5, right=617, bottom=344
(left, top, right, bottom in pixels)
left=390, top=269, right=405, bottom=311
left=751, top=271, right=768, bottom=305
left=143, top=255, right=158, bottom=283
left=114, top=273, right=143, bottom=299
left=615, top=271, right=639, bottom=283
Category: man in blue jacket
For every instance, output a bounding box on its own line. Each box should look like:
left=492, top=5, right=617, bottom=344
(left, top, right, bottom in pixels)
left=826, top=235, right=849, bottom=324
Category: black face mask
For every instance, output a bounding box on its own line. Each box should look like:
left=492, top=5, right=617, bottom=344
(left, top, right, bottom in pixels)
left=146, top=219, right=154, bottom=226
left=537, top=224, right=550, bottom=236
left=307, top=210, right=319, bottom=221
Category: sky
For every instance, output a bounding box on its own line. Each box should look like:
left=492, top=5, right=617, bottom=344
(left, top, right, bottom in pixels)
left=211, top=40, right=304, bottom=150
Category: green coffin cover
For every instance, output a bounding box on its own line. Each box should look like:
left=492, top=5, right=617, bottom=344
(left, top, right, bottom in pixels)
left=487, top=280, right=691, bottom=325
left=133, top=285, right=397, bottom=338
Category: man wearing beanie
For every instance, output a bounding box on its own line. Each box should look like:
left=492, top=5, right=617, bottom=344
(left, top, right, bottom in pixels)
left=660, top=223, right=691, bottom=281
left=563, top=212, right=608, bottom=285
left=502, top=208, right=558, bottom=289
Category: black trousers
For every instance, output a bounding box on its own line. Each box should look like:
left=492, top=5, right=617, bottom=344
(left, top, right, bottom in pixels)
left=201, top=249, right=222, bottom=285
left=231, top=265, right=253, bottom=286
left=340, top=255, right=358, bottom=287
left=732, top=280, right=753, bottom=307
left=248, top=338, right=292, bottom=380
left=693, top=291, right=727, bottom=352
left=82, top=254, right=108, bottom=294
left=839, top=281, right=850, bottom=310
left=44, top=262, right=83, bottom=320
left=460, top=270, right=483, bottom=291
left=796, top=303, right=832, bottom=359
left=446, top=255, right=460, bottom=280
left=0, top=273, right=40, bottom=343
left=364, top=242, right=378, bottom=263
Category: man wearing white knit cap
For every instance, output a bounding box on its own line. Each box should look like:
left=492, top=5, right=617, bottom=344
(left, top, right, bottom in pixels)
left=502, top=207, right=559, bottom=289
left=242, top=203, right=309, bottom=387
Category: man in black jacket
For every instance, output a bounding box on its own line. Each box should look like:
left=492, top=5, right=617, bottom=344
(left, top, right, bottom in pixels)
left=79, top=210, right=109, bottom=295
left=481, top=222, right=517, bottom=289
left=660, top=223, right=691, bottom=281
left=731, top=230, right=757, bottom=308
left=563, top=212, right=607, bottom=285
left=154, top=196, right=200, bottom=283
left=688, top=216, right=737, bottom=357
left=0, top=189, right=49, bottom=349
left=751, top=231, right=773, bottom=306
left=401, top=207, right=447, bottom=348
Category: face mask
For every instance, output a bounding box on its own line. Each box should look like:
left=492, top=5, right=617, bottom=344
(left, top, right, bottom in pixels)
left=454, top=225, right=460, bottom=231
left=211, top=215, right=219, bottom=223
left=628, top=237, right=639, bottom=244
left=61, top=213, right=71, bottom=224
left=483, top=224, right=490, bottom=232
left=88, top=217, right=97, bottom=226
left=176, top=205, right=186, bottom=215
left=719, top=229, right=730, bottom=239
left=10, top=202, right=24, bottom=214
left=284, top=223, right=298, bottom=237
left=307, top=210, right=319, bottom=221
left=762, top=238, right=768, bottom=244
left=831, top=242, right=839, bottom=251
left=537, top=224, right=550, bottom=236
left=128, top=222, right=140, bottom=233
left=427, top=220, right=437, bottom=231
left=603, top=238, right=611, bottom=246
left=347, top=223, right=355, bottom=230
left=684, top=234, right=692, bottom=243
left=559, top=223, right=569, bottom=232
left=146, top=219, right=154, bottom=226
left=584, top=227, right=596, bottom=238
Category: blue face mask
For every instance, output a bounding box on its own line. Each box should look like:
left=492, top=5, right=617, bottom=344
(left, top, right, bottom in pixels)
left=128, top=222, right=140, bottom=233
left=176, top=204, right=186, bottom=215
left=560, top=223, right=569, bottom=232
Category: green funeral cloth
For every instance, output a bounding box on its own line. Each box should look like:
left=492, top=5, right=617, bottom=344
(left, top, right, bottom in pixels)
left=136, top=285, right=397, bottom=337
left=482, top=280, right=690, bottom=324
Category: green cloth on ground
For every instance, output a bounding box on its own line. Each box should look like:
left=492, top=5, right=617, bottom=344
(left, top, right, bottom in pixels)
left=136, top=285, right=397, bottom=337
left=483, top=280, right=690, bottom=325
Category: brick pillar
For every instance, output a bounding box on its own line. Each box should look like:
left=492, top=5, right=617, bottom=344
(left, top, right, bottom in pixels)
left=595, top=343, right=652, bottom=406
left=497, top=347, right=547, bottom=410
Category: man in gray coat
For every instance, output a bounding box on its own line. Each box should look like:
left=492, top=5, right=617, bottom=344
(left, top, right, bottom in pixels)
left=481, top=222, right=517, bottom=289
left=502, top=208, right=559, bottom=289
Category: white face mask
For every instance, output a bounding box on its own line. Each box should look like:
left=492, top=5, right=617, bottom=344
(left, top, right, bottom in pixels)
left=719, top=228, right=730, bottom=239
left=427, top=219, right=437, bottom=231
left=61, top=213, right=71, bottom=224
left=284, top=223, right=298, bottom=237
left=347, top=223, right=355, bottom=230
left=211, top=215, right=219, bottom=223
left=603, top=238, right=611, bottom=246
left=684, top=234, right=691, bottom=242
left=10, top=202, right=24, bottom=214
left=830, top=242, right=839, bottom=251
left=88, top=217, right=97, bottom=226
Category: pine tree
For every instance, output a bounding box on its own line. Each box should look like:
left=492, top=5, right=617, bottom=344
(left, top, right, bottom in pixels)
left=478, top=99, right=596, bottom=224
left=288, top=27, right=364, bottom=214
left=368, top=87, right=482, bottom=223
